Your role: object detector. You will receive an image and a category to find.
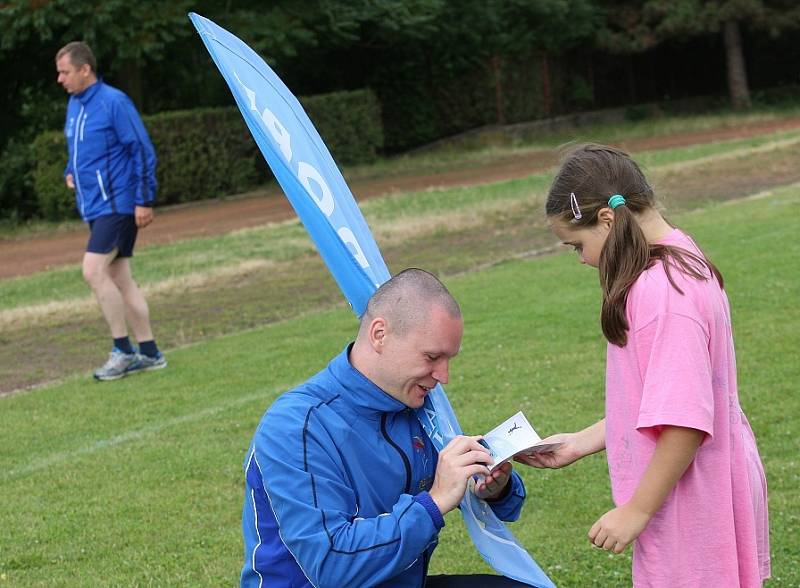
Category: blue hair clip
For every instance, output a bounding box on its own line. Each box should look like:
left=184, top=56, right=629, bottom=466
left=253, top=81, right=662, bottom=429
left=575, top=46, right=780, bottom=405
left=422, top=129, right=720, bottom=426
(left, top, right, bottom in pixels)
left=608, top=194, right=626, bottom=209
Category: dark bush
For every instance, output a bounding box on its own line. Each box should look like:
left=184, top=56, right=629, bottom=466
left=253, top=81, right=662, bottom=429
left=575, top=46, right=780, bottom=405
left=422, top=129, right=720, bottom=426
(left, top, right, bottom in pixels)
left=0, top=138, right=43, bottom=221
left=302, top=89, right=383, bottom=164
left=32, top=132, right=77, bottom=221
left=146, top=107, right=265, bottom=206
left=24, top=88, right=384, bottom=221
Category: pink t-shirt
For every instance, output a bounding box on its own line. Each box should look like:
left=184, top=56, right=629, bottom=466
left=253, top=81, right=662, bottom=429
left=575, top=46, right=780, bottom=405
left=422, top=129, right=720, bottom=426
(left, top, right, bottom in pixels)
left=605, top=229, right=770, bottom=587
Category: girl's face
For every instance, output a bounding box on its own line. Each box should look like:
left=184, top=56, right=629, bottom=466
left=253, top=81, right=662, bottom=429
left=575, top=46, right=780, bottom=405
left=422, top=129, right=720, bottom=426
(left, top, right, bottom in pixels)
left=549, top=217, right=611, bottom=268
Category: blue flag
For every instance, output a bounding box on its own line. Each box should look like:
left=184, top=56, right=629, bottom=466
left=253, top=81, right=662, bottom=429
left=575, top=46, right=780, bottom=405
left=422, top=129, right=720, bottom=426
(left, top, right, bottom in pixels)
left=190, top=13, right=555, bottom=588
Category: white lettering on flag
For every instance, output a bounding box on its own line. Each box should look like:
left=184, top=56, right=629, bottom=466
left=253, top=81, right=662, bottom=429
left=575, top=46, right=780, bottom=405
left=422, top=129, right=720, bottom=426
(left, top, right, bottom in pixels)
left=233, top=70, right=369, bottom=269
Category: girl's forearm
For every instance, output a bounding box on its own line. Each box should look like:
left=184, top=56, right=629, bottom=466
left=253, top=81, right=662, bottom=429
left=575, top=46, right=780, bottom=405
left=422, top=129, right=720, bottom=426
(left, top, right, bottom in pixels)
left=628, top=426, right=705, bottom=516
left=576, top=418, right=606, bottom=458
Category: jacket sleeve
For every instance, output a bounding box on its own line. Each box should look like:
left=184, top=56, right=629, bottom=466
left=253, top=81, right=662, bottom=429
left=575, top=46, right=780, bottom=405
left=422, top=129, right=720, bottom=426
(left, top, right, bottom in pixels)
left=486, top=470, right=526, bottom=522
left=111, top=96, right=158, bottom=206
left=252, top=400, right=441, bottom=587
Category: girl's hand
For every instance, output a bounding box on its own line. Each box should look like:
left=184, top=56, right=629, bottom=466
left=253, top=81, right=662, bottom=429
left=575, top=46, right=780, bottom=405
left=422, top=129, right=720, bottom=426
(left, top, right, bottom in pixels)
left=514, top=433, right=582, bottom=469
left=515, top=419, right=606, bottom=470
left=588, top=504, right=651, bottom=554
left=473, top=461, right=512, bottom=500
left=586, top=425, right=703, bottom=553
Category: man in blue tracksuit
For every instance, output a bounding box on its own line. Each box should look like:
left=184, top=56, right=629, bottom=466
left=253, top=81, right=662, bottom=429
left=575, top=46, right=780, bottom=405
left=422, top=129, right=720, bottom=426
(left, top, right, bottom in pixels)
left=242, top=269, right=530, bottom=587
left=56, top=41, right=166, bottom=381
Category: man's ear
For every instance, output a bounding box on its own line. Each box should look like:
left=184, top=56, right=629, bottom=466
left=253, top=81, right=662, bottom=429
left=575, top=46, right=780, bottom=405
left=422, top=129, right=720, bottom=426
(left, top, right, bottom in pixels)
left=368, top=317, right=387, bottom=352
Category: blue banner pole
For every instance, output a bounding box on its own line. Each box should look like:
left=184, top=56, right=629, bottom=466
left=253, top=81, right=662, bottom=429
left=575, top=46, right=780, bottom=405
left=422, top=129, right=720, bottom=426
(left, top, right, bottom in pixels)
left=189, top=13, right=555, bottom=587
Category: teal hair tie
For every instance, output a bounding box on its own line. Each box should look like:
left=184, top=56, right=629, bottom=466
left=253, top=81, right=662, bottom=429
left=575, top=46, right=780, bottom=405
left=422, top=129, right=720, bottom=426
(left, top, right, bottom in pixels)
left=608, top=194, right=626, bottom=209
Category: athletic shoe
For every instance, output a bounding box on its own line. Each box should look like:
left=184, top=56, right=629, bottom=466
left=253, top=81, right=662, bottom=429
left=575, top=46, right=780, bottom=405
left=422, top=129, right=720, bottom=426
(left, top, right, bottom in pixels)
left=93, top=348, right=139, bottom=381
left=126, top=352, right=167, bottom=375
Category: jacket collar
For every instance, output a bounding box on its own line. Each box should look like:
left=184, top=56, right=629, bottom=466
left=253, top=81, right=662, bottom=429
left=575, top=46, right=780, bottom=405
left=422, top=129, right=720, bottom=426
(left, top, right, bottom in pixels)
left=328, top=344, right=408, bottom=417
left=75, top=78, right=103, bottom=104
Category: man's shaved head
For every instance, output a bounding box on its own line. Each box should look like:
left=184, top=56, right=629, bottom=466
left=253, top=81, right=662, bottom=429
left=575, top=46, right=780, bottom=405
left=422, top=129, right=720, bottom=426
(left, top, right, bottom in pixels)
left=360, top=268, right=461, bottom=337
left=351, top=268, right=463, bottom=408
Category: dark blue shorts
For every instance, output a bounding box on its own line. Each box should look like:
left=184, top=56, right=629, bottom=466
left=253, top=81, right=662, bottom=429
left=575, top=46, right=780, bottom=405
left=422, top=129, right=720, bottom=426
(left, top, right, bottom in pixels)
left=87, top=214, right=138, bottom=258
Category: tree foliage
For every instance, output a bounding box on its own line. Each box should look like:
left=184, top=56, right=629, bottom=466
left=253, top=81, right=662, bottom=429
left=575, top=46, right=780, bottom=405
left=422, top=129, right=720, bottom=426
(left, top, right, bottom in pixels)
left=594, top=0, right=800, bottom=108
left=1, top=0, right=799, bottom=219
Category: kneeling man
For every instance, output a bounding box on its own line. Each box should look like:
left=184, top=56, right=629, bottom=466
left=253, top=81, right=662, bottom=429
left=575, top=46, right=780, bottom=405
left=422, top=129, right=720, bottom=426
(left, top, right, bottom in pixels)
left=241, top=269, right=529, bottom=587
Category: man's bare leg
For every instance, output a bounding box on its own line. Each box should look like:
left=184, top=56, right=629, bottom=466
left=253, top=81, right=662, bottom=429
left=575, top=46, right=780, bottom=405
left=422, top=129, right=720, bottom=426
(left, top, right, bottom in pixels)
left=84, top=250, right=144, bottom=380
left=83, top=250, right=128, bottom=338
left=108, top=257, right=154, bottom=343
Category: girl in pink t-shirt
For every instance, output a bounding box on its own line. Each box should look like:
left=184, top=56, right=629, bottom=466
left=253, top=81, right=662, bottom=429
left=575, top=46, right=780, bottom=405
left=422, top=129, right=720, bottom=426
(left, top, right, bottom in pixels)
left=518, top=144, right=770, bottom=587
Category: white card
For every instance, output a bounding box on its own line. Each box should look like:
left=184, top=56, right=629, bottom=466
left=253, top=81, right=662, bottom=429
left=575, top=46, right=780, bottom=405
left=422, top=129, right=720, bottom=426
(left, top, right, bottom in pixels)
left=481, top=411, right=561, bottom=470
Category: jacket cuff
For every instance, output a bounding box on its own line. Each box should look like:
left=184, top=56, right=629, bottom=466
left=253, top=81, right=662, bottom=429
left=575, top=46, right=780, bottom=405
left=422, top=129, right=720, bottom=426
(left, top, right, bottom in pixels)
left=413, top=492, right=445, bottom=530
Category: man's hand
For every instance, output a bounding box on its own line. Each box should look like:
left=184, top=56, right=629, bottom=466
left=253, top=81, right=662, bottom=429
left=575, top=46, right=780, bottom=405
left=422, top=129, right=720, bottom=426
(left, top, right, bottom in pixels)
left=135, top=205, right=154, bottom=228
left=65, top=174, right=75, bottom=190
left=473, top=461, right=512, bottom=500
left=428, top=435, right=492, bottom=515
left=588, top=503, right=651, bottom=554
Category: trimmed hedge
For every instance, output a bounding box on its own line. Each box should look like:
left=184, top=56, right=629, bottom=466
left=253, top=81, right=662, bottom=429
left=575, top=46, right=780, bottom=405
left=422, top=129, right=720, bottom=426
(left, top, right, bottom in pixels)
left=146, top=107, right=266, bottom=206
left=30, top=88, right=383, bottom=221
left=32, top=132, right=75, bottom=220
left=302, top=89, right=384, bottom=165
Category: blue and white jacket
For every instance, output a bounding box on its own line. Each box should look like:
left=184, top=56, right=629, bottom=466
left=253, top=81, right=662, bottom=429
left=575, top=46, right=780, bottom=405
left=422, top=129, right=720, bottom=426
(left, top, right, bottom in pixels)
left=63, top=80, right=157, bottom=221
left=241, top=346, right=526, bottom=588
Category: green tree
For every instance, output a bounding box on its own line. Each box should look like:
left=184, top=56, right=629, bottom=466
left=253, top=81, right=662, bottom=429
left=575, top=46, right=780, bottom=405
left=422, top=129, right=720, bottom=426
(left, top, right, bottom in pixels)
left=0, top=0, right=194, bottom=108
left=501, top=0, right=599, bottom=116
left=601, top=0, right=800, bottom=109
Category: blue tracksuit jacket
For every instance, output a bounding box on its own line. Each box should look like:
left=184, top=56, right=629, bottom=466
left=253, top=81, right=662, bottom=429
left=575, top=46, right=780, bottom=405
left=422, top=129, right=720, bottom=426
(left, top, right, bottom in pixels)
left=241, top=346, right=526, bottom=588
left=63, top=80, right=157, bottom=221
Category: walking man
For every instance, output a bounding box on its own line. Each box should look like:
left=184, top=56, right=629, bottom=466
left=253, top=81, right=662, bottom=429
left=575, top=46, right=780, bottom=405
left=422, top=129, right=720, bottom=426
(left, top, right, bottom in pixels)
left=56, top=41, right=166, bottom=380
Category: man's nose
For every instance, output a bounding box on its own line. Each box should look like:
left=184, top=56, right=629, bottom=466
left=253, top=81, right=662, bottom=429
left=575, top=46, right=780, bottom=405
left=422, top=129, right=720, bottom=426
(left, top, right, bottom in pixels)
left=432, top=359, right=449, bottom=385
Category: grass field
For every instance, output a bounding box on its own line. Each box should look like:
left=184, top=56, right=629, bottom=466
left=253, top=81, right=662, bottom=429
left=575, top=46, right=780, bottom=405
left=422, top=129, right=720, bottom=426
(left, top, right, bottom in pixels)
left=3, top=127, right=800, bottom=314
left=346, top=105, right=800, bottom=176
left=1, top=181, right=798, bottom=586
left=2, top=108, right=800, bottom=585
left=4, top=109, right=800, bottom=393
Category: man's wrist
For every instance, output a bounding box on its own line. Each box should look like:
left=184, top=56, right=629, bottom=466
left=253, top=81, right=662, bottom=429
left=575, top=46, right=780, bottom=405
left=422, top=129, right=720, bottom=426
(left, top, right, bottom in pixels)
left=413, top=491, right=445, bottom=529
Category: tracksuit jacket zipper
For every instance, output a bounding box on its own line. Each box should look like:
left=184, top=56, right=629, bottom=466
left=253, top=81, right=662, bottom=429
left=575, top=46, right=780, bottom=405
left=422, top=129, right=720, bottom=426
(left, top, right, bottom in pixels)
left=73, top=106, right=86, bottom=216
left=380, top=413, right=412, bottom=494
left=381, top=412, right=430, bottom=587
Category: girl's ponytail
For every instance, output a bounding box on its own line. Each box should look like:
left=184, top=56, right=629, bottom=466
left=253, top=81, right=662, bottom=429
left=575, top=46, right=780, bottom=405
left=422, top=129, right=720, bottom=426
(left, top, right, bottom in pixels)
left=599, top=201, right=650, bottom=347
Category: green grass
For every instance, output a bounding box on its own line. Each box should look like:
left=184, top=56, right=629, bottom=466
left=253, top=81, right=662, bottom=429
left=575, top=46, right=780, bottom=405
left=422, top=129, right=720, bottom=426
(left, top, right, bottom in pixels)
left=4, top=126, right=800, bottom=314
left=0, top=173, right=555, bottom=310
left=1, top=187, right=797, bottom=586
left=3, top=103, right=799, bottom=242
left=632, top=128, right=800, bottom=168
left=347, top=104, right=800, bottom=173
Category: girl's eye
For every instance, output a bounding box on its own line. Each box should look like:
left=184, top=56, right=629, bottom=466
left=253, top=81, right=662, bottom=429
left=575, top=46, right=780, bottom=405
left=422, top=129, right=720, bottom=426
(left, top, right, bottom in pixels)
left=573, top=245, right=583, bottom=253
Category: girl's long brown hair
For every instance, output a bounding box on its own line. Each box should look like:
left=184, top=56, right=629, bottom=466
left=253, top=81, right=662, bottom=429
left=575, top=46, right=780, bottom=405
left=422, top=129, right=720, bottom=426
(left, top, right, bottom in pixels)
left=546, top=144, right=723, bottom=347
